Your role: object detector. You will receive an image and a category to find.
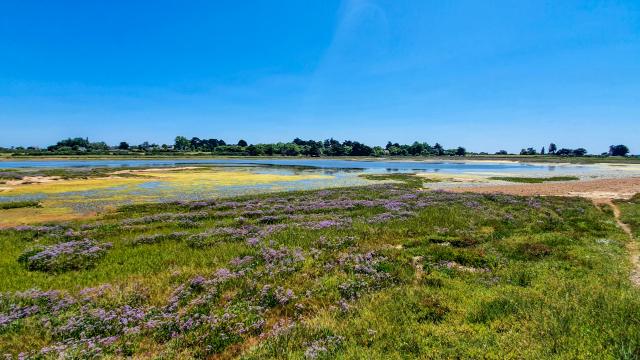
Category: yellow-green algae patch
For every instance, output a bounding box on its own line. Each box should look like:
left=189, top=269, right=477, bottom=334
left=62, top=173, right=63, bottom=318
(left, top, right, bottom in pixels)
left=0, top=169, right=332, bottom=195
left=135, top=169, right=332, bottom=186
left=0, top=177, right=149, bottom=195
left=0, top=206, right=85, bottom=227
left=0, top=168, right=335, bottom=226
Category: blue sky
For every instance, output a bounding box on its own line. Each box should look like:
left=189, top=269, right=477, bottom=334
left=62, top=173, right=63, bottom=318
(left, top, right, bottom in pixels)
left=1, top=0, right=639, bottom=153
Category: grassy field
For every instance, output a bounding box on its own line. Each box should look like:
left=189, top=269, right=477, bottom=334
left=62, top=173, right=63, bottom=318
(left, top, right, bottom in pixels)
left=358, top=173, right=441, bottom=187
left=1, top=180, right=639, bottom=359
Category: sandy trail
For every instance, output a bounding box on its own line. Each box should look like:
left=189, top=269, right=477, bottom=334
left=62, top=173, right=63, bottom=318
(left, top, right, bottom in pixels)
left=602, top=200, right=640, bottom=286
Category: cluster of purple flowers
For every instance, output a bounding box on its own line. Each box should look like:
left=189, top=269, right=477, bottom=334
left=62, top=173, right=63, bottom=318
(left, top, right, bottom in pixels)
left=1, top=183, right=535, bottom=358
left=260, top=318, right=296, bottom=339
left=11, top=225, right=65, bottom=235
left=367, top=211, right=415, bottom=224
left=335, top=252, right=391, bottom=300
left=0, top=303, right=39, bottom=328
left=304, top=335, right=344, bottom=359
left=302, top=218, right=352, bottom=230
left=18, top=239, right=112, bottom=273
left=2, top=290, right=150, bottom=358
left=120, top=211, right=209, bottom=226
left=316, top=236, right=356, bottom=250
left=55, top=304, right=147, bottom=339
left=1, top=289, right=75, bottom=333
left=185, top=225, right=257, bottom=248
left=261, top=246, right=305, bottom=274
left=2, top=260, right=266, bottom=358
left=259, top=285, right=296, bottom=306
left=229, top=255, right=255, bottom=268
left=108, top=184, right=498, bottom=254
left=463, top=200, right=483, bottom=209
left=184, top=222, right=293, bottom=248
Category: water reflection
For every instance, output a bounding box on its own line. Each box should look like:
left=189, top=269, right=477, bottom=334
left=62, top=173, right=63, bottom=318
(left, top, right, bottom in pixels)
left=0, top=158, right=585, bottom=173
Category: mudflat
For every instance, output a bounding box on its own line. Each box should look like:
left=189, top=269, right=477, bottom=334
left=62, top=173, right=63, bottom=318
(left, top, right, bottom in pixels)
left=448, top=176, right=640, bottom=201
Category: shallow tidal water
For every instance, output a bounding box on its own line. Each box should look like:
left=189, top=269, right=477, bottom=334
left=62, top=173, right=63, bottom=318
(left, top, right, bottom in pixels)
left=1, top=159, right=638, bottom=226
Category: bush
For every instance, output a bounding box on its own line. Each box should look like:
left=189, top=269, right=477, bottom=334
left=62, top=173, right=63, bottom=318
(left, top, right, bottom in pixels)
left=0, top=201, right=41, bottom=210
left=518, top=243, right=552, bottom=259
left=18, top=239, right=112, bottom=273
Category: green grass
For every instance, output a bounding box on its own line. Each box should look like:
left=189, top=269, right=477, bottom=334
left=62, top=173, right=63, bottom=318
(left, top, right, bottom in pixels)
left=0, top=200, right=41, bottom=210
left=359, top=173, right=439, bottom=187
left=488, top=176, right=580, bottom=183
left=0, top=183, right=638, bottom=358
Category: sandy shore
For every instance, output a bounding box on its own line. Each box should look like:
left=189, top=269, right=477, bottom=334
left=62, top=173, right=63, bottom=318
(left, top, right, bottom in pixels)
left=447, top=177, right=640, bottom=201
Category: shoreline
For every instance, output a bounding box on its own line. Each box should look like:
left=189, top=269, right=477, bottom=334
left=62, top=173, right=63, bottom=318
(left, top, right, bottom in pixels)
left=2, top=154, right=640, bottom=165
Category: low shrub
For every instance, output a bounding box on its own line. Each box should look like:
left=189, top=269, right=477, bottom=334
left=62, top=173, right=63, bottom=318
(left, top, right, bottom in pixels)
left=18, top=239, right=112, bottom=272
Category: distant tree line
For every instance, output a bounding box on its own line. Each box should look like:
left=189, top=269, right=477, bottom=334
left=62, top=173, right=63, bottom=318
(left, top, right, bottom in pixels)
left=506, top=142, right=631, bottom=157
left=515, top=143, right=587, bottom=157
left=0, top=137, right=634, bottom=158
left=171, top=136, right=467, bottom=157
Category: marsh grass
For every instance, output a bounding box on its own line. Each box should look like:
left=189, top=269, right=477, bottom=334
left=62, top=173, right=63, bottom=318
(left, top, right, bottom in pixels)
left=0, top=183, right=639, bottom=358
left=0, top=201, right=41, bottom=210
left=359, top=173, right=439, bottom=187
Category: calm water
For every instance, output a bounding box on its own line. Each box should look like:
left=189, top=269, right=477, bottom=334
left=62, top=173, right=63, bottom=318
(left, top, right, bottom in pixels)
left=0, top=158, right=621, bottom=218
left=0, top=158, right=587, bottom=174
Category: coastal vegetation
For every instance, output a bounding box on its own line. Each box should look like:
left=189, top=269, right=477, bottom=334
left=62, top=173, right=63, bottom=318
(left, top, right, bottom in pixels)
left=1, top=179, right=639, bottom=358
left=1, top=137, right=635, bottom=159
left=0, top=200, right=41, bottom=210
left=617, top=194, right=640, bottom=237
left=358, top=173, right=440, bottom=187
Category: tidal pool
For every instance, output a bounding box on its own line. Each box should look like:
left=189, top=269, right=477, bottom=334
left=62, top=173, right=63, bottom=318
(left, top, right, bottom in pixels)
left=1, top=159, right=639, bottom=226
left=0, top=158, right=599, bottom=172
left=0, top=166, right=366, bottom=226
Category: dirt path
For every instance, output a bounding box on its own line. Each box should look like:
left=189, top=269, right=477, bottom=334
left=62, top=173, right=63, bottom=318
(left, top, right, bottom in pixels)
left=601, top=199, right=634, bottom=237
left=600, top=200, right=640, bottom=286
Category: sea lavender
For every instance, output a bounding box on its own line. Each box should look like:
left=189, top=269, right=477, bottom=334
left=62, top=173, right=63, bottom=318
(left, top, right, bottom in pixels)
left=18, top=239, right=112, bottom=273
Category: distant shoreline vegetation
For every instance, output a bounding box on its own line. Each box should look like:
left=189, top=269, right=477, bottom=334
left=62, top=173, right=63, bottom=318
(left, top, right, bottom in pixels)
left=0, top=137, right=634, bottom=158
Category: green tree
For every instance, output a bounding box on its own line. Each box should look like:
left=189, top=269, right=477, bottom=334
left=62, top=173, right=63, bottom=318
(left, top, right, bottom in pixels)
left=433, top=143, right=444, bottom=156
left=174, top=136, right=190, bottom=151
left=609, top=145, right=630, bottom=157
left=372, top=146, right=385, bottom=157
left=520, top=148, right=537, bottom=155
left=89, top=142, right=109, bottom=151
left=572, top=148, right=587, bottom=157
